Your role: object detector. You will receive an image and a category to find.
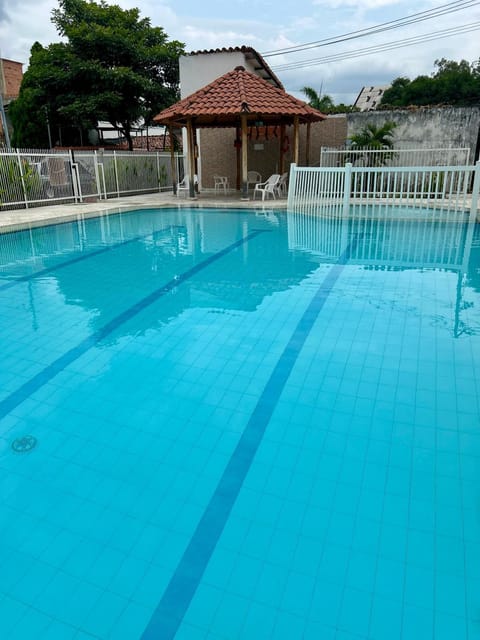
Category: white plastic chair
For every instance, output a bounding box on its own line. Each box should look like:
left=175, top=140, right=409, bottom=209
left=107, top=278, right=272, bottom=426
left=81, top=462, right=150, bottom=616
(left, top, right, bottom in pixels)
left=177, top=174, right=198, bottom=197
left=275, top=172, right=289, bottom=198
left=214, top=175, right=229, bottom=195
left=253, top=174, right=281, bottom=201
left=247, top=170, right=262, bottom=191
left=47, top=157, right=69, bottom=187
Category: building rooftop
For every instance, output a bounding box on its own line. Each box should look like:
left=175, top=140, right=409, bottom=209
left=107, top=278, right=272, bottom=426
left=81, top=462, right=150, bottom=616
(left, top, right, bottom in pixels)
left=354, top=85, right=391, bottom=111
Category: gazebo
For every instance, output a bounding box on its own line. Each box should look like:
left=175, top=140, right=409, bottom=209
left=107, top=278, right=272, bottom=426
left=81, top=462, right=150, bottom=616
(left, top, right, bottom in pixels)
left=153, top=65, right=326, bottom=199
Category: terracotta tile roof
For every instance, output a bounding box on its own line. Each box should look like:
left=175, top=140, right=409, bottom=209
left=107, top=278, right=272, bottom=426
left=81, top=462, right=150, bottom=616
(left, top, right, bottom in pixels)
left=154, top=66, right=325, bottom=126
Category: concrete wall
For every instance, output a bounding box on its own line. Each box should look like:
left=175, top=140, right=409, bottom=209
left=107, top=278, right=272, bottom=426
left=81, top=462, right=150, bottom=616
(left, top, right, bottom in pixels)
left=346, top=107, right=480, bottom=162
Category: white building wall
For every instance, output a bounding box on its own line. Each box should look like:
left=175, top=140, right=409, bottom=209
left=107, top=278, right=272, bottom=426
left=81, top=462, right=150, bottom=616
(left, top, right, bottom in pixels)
left=180, top=51, right=257, bottom=99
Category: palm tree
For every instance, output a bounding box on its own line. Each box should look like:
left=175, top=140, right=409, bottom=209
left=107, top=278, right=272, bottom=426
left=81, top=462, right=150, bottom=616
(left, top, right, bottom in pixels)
left=301, top=86, right=335, bottom=113
left=349, top=121, right=397, bottom=149
left=348, top=121, right=397, bottom=167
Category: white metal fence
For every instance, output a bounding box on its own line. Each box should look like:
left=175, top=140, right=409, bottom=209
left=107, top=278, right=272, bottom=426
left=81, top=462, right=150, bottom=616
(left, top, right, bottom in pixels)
left=287, top=207, right=472, bottom=270
left=288, top=162, right=480, bottom=221
left=0, top=148, right=184, bottom=210
left=319, top=146, right=471, bottom=168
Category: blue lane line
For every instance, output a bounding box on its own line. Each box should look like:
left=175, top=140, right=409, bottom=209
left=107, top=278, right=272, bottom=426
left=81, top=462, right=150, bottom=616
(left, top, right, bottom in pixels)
left=139, top=234, right=362, bottom=640
left=0, top=224, right=183, bottom=293
left=0, top=229, right=267, bottom=423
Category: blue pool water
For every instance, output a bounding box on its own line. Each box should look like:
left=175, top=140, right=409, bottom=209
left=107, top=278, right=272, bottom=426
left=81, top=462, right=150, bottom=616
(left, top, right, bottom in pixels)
left=0, top=206, right=479, bottom=639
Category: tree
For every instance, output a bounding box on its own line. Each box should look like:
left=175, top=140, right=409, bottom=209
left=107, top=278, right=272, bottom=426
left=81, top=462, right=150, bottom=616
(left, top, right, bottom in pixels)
left=302, top=86, right=359, bottom=114
left=380, top=58, right=480, bottom=108
left=11, top=41, right=84, bottom=148
left=302, top=87, right=334, bottom=113
left=432, top=58, right=480, bottom=105
left=10, top=0, right=184, bottom=149
left=378, top=77, right=410, bottom=107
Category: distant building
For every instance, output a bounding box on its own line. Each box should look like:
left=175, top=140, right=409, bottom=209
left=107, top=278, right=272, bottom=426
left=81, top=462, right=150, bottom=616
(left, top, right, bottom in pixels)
left=354, top=85, right=390, bottom=111
left=0, top=58, right=23, bottom=102
left=1, top=58, right=23, bottom=144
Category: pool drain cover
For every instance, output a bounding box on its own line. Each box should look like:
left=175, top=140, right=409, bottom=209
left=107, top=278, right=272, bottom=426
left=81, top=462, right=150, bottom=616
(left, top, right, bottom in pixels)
left=11, top=435, right=37, bottom=453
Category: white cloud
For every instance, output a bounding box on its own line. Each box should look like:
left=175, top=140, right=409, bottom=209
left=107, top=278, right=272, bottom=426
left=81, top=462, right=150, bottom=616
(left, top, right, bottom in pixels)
left=0, top=0, right=58, bottom=63
left=312, top=0, right=400, bottom=8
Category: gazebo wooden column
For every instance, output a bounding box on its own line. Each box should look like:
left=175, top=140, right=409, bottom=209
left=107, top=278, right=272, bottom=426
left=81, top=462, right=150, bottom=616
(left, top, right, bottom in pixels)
left=240, top=114, right=249, bottom=200
left=168, top=125, right=177, bottom=195
left=293, top=116, right=300, bottom=165
left=186, top=118, right=197, bottom=199
left=235, top=127, right=241, bottom=191
left=279, top=123, right=286, bottom=175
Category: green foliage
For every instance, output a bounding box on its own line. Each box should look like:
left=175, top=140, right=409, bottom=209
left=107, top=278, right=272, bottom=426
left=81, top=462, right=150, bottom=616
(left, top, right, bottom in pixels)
left=349, top=121, right=397, bottom=149
left=301, top=87, right=359, bottom=114
left=0, top=157, right=42, bottom=204
left=11, top=41, right=86, bottom=147
left=380, top=58, right=480, bottom=108
left=378, top=77, right=410, bottom=107
left=334, top=103, right=360, bottom=114
left=9, top=89, right=50, bottom=149
left=10, top=0, right=185, bottom=149
left=348, top=121, right=398, bottom=167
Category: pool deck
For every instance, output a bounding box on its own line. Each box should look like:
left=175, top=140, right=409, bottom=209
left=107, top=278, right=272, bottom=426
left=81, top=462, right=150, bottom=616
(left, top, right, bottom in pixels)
left=0, top=191, right=287, bottom=233
left=0, top=189, right=478, bottom=234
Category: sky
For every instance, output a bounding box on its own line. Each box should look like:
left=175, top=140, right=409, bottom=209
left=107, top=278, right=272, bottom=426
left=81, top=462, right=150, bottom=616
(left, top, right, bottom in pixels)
left=1, top=0, right=479, bottom=104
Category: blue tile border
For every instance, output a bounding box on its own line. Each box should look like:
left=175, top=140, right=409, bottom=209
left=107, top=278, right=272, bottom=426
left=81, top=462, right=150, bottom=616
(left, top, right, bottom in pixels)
left=139, top=234, right=361, bottom=640
left=0, top=224, right=183, bottom=293
left=0, top=229, right=268, bottom=423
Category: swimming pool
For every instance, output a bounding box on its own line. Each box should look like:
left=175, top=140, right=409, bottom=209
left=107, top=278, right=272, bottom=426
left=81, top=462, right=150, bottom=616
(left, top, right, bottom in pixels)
left=0, top=206, right=479, bottom=639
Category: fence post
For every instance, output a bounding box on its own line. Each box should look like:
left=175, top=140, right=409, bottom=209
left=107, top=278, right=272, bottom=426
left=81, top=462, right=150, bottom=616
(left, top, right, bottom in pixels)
left=156, top=152, right=160, bottom=192
left=287, top=163, right=297, bottom=210
left=93, top=151, right=100, bottom=198
left=113, top=151, right=120, bottom=197
left=16, top=149, right=29, bottom=209
left=343, top=162, right=352, bottom=216
left=69, top=150, right=81, bottom=203
left=470, top=160, right=480, bottom=222
left=96, top=149, right=107, bottom=199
